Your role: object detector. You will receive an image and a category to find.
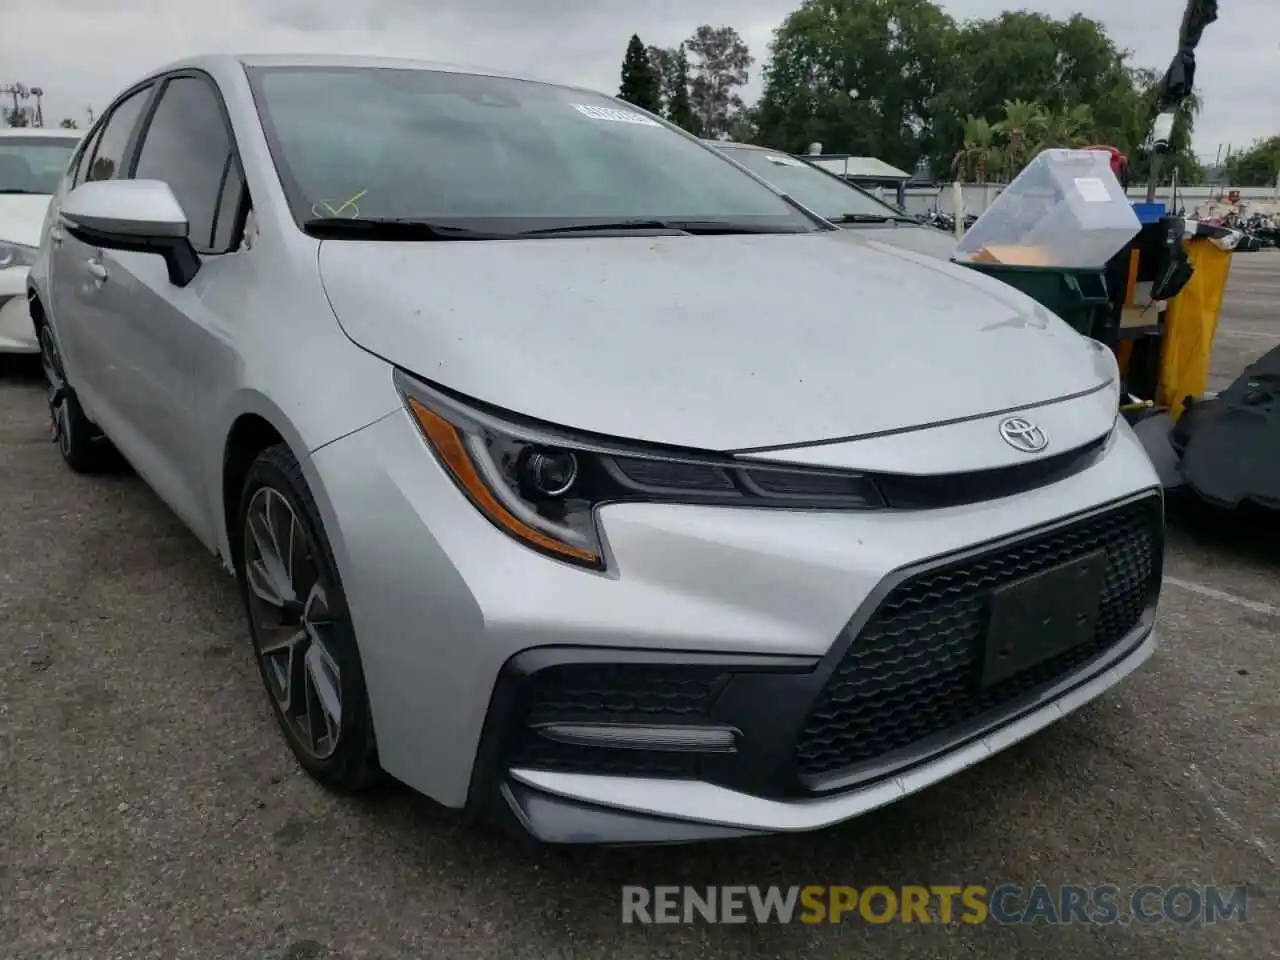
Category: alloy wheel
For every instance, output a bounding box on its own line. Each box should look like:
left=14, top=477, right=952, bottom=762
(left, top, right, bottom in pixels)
left=243, top=486, right=343, bottom=760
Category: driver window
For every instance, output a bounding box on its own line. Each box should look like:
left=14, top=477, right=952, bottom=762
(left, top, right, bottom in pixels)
left=133, top=76, right=246, bottom=254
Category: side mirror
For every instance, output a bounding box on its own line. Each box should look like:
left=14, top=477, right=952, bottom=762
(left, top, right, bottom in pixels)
left=60, top=179, right=201, bottom=287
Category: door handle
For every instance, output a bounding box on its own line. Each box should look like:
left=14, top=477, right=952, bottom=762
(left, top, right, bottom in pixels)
left=86, top=259, right=108, bottom=281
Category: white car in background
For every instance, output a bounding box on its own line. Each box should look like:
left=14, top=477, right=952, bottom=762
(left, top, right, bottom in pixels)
left=1, top=128, right=81, bottom=354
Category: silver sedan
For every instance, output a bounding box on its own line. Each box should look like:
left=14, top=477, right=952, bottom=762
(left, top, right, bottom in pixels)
left=28, top=53, right=1162, bottom=845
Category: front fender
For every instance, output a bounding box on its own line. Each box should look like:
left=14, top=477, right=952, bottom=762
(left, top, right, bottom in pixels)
left=209, top=379, right=401, bottom=570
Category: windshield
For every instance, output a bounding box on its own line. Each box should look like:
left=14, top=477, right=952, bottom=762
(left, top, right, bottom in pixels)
left=0, top=136, right=79, bottom=195
left=714, top=145, right=905, bottom=222
left=246, top=66, right=819, bottom=235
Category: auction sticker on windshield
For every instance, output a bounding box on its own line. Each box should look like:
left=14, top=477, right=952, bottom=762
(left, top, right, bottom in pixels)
left=573, top=104, right=660, bottom=126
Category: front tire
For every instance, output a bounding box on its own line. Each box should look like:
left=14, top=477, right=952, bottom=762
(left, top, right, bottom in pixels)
left=236, top=444, right=381, bottom=792
left=39, top=325, right=122, bottom=474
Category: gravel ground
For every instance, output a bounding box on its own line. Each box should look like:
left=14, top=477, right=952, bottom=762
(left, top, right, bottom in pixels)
left=1, top=252, right=1277, bottom=959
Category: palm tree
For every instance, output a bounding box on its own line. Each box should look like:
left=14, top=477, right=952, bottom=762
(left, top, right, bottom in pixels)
left=950, top=115, right=1001, bottom=183
left=1039, top=104, right=1096, bottom=151
left=994, top=99, right=1049, bottom=180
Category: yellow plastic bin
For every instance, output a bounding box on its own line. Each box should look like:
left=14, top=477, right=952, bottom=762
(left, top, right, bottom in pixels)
left=1158, top=239, right=1234, bottom=420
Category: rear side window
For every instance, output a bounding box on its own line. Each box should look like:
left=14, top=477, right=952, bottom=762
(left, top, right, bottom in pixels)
left=133, top=76, right=241, bottom=253
left=84, top=86, right=151, bottom=182
left=71, top=124, right=105, bottom=187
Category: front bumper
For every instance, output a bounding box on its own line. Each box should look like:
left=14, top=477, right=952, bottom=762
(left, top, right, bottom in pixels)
left=504, top=628, right=1156, bottom=843
left=0, top=268, right=37, bottom=354
left=312, top=404, right=1164, bottom=844
left=475, top=490, right=1162, bottom=843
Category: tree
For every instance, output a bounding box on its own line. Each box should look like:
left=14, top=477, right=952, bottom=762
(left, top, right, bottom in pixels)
left=1039, top=104, right=1095, bottom=151
left=993, top=99, right=1048, bottom=180
left=950, top=115, right=1000, bottom=183
left=58, top=117, right=78, bottom=129
left=4, top=107, right=30, bottom=127
left=1225, top=136, right=1280, bottom=187
left=755, top=0, right=955, bottom=168
left=726, top=105, right=759, bottom=143
left=684, top=25, right=753, bottom=139
left=646, top=45, right=676, bottom=112
left=927, top=12, right=1142, bottom=174
left=646, top=44, right=697, bottom=132
left=752, top=2, right=1207, bottom=187
left=617, top=34, right=660, bottom=113
left=667, top=49, right=697, bottom=133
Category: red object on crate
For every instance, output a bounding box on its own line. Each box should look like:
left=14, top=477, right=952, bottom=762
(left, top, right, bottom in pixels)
left=1084, top=145, right=1129, bottom=190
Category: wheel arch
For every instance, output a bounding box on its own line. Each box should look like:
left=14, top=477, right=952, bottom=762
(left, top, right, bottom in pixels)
left=222, top=412, right=285, bottom=568
left=26, top=287, right=46, bottom=331
left=26, top=287, right=54, bottom=359
left=218, top=393, right=322, bottom=568
left=216, top=392, right=357, bottom=584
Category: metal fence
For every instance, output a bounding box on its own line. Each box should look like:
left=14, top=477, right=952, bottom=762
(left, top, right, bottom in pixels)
left=901, top=183, right=1280, bottom=219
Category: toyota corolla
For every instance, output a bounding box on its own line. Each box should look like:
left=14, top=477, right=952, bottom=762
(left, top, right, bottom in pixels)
left=27, top=54, right=1162, bottom=844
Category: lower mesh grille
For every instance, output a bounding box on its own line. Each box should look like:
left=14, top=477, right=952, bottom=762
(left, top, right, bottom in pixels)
left=510, top=663, right=728, bottom=778
left=795, top=495, right=1162, bottom=780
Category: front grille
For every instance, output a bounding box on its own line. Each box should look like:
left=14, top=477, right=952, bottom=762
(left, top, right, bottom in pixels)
left=509, top=662, right=729, bottom=778
left=795, top=495, right=1162, bottom=781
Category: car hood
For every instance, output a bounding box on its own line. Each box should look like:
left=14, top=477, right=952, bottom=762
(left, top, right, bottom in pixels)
left=319, top=231, right=1115, bottom=451
left=838, top=223, right=960, bottom=261
left=0, top=194, right=52, bottom=247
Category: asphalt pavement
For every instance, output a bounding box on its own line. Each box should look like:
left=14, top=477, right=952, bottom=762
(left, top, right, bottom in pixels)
left=1, top=252, right=1277, bottom=959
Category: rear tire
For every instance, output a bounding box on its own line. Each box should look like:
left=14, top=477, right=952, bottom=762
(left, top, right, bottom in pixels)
left=235, top=443, right=381, bottom=792
left=38, top=325, right=123, bottom=474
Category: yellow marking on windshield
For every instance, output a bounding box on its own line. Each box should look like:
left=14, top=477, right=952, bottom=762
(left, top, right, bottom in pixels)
left=312, top=189, right=368, bottom=219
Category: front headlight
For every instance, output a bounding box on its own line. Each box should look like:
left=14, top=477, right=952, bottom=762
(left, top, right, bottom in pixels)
left=0, top=240, right=37, bottom=270
left=394, top=370, right=885, bottom=570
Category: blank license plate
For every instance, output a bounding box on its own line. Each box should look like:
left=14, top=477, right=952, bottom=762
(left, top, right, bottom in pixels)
left=981, top=549, right=1108, bottom=688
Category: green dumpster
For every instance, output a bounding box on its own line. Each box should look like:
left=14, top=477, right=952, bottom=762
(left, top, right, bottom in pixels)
left=959, top=263, right=1111, bottom=338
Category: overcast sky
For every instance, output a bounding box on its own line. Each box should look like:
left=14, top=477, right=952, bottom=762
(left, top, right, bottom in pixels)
left=2, top=0, right=1275, bottom=158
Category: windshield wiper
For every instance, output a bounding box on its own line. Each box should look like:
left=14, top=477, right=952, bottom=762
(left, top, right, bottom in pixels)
left=303, top=216, right=806, bottom=240
left=302, top=217, right=510, bottom=241
left=518, top=219, right=802, bottom=237
left=830, top=213, right=920, bottom=225
left=0, top=188, right=42, bottom=195
left=519, top=219, right=687, bottom=236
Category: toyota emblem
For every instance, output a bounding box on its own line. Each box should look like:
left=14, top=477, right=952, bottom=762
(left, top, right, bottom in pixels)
left=998, top=416, right=1048, bottom=453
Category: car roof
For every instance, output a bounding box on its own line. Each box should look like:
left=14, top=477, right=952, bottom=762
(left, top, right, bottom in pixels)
left=704, top=140, right=776, bottom=152
left=0, top=127, right=82, bottom=140
left=139, top=52, right=572, bottom=92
